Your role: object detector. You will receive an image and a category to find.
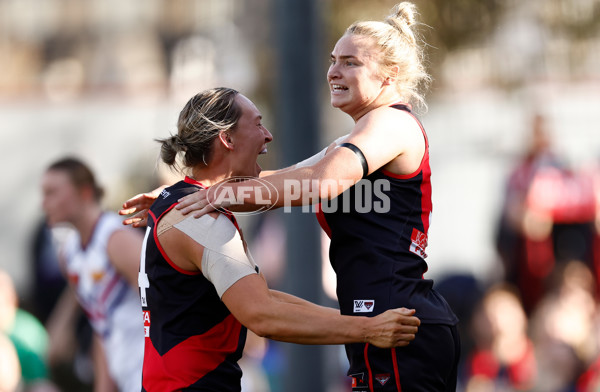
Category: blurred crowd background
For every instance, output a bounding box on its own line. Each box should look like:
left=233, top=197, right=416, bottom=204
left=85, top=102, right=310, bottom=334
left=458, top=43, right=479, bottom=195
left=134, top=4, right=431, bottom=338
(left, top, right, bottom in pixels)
left=1, top=0, right=600, bottom=391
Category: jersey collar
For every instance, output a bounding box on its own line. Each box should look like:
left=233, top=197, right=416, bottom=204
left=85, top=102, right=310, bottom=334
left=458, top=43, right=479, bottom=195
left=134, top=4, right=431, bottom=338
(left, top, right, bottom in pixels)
left=184, top=176, right=206, bottom=189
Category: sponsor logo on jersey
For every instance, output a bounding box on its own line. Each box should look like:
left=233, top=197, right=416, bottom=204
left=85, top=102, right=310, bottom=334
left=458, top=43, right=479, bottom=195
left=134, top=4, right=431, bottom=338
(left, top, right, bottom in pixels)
left=375, top=374, right=391, bottom=386
left=143, top=310, right=150, bottom=337
left=353, top=300, right=374, bottom=313
left=160, top=188, right=171, bottom=199
left=409, top=227, right=428, bottom=259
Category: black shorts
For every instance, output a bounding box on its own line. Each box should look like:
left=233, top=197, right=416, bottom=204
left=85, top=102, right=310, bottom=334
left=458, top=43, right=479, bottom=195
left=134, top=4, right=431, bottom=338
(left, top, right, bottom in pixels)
left=348, top=324, right=460, bottom=392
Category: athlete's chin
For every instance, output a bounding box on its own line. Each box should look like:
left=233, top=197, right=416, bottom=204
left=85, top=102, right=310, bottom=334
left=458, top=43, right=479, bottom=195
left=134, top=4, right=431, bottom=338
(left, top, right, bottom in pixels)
left=330, top=96, right=349, bottom=110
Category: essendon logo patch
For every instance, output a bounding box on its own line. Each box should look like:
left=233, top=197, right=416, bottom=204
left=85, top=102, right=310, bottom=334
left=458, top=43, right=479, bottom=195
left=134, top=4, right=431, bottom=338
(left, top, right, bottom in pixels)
left=354, top=300, right=374, bottom=313
left=375, top=374, right=391, bottom=386
left=350, top=373, right=369, bottom=391
left=409, top=227, right=428, bottom=259
left=143, top=311, right=150, bottom=337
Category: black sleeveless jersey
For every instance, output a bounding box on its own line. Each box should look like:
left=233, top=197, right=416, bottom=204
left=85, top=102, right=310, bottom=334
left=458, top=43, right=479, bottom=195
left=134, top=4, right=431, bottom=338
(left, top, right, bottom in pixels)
left=140, top=177, right=246, bottom=391
left=316, top=104, right=458, bottom=326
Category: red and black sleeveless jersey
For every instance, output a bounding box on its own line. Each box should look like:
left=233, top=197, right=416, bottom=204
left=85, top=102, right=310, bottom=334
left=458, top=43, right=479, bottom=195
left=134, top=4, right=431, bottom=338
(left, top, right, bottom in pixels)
left=316, top=103, right=458, bottom=326
left=140, top=177, right=246, bottom=391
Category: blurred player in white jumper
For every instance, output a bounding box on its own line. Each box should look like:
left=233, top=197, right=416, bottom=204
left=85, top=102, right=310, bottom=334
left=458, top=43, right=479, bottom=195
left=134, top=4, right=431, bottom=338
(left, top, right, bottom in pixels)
left=42, top=157, right=144, bottom=391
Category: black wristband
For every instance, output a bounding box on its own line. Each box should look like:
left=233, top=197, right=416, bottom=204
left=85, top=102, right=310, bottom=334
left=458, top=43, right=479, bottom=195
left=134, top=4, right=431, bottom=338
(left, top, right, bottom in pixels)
left=339, top=142, right=369, bottom=178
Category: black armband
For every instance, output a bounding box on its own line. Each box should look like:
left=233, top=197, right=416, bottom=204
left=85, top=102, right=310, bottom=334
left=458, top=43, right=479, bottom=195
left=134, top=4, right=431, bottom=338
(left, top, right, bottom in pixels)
left=339, top=142, right=369, bottom=178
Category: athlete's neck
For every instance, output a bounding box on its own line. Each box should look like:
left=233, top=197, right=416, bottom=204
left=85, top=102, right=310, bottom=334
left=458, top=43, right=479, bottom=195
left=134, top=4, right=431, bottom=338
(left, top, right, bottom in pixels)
left=190, top=161, right=243, bottom=187
left=348, top=91, right=405, bottom=122
left=73, top=205, right=103, bottom=248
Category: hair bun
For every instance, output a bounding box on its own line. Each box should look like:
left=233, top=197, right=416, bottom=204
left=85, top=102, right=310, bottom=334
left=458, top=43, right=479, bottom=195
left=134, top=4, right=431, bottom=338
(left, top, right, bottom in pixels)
left=385, top=2, right=418, bottom=45
left=174, top=135, right=187, bottom=151
left=389, top=2, right=417, bottom=26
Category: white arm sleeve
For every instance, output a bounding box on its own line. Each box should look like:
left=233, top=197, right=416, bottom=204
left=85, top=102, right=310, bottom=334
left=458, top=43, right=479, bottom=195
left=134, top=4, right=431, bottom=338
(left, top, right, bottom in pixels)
left=294, top=134, right=348, bottom=168
left=173, top=214, right=258, bottom=298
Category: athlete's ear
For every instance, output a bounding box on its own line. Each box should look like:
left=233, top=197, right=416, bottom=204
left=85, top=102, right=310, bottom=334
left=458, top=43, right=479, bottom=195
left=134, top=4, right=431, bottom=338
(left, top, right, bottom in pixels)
left=383, top=66, right=399, bottom=86
left=218, top=131, right=234, bottom=150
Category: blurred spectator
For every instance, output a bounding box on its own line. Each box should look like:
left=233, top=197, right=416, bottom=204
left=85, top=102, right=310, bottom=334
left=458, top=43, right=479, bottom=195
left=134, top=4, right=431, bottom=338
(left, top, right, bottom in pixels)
left=529, top=260, right=597, bottom=392
left=527, top=162, right=596, bottom=267
left=582, top=154, right=600, bottom=298
left=464, top=283, right=537, bottom=391
left=495, top=112, right=562, bottom=313
left=0, top=269, right=59, bottom=392
left=496, top=113, right=597, bottom=314
left=0, top=332, right=21, bottom=392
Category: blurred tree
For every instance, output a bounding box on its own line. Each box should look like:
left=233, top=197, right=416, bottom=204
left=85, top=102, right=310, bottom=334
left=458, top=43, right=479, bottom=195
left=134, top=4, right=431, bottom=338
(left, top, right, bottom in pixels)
left=540, top=0, right=600, bottom=39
